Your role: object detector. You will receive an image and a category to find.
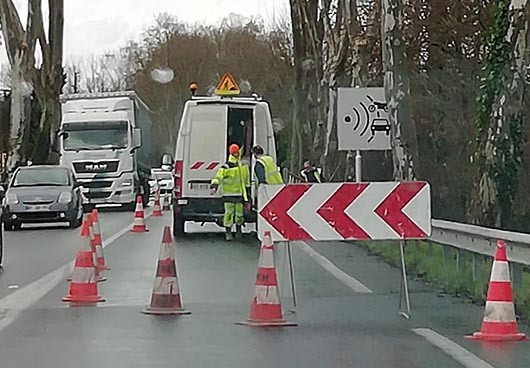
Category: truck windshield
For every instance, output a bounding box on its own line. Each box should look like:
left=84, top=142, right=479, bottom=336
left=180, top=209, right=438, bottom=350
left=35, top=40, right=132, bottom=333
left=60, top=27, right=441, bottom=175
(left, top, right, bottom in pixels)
left=63, top=121, right=129, bottom=151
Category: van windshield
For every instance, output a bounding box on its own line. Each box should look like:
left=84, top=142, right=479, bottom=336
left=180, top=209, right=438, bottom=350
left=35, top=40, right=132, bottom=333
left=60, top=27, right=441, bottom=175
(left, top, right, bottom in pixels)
left=63, top=121, right=129, bottom=151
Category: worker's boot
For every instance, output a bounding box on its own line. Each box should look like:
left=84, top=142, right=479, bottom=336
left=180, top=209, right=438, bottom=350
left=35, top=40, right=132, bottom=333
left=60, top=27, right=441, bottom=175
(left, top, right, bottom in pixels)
left=235, top=225, right=243, bottom=239
left=225, top=227, right=233, bottom=241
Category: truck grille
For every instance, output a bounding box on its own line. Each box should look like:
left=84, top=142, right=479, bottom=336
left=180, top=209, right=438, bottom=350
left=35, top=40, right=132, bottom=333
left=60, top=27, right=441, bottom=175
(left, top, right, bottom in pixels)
left=73, top=161, right=119, bottom=174
left=84, top=192, right=111, bottom=199
left=80, top=181, right=113, bottom=189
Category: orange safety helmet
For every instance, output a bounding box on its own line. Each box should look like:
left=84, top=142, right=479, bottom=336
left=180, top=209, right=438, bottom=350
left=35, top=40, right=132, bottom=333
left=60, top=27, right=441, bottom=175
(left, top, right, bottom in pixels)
left=229, top=144, right=240, bottom=156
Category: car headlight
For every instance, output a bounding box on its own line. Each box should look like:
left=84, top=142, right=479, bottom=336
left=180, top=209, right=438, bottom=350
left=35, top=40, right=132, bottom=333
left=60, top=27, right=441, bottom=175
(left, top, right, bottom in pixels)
left=121, top=179, right=133, bottom=187
left=5, top=192, right=19, bottom=204
left=58, top=192, right=72, bottom=203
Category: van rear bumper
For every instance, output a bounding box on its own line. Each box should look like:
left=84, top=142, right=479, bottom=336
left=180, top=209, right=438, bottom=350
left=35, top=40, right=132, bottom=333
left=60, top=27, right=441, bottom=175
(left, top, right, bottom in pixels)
left=173, top=197, right=256, bottom=224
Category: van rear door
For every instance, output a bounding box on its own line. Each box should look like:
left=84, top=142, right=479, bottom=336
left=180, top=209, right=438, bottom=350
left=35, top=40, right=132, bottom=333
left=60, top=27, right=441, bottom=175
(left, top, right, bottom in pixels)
left=185, top=105, right=227, bottom=197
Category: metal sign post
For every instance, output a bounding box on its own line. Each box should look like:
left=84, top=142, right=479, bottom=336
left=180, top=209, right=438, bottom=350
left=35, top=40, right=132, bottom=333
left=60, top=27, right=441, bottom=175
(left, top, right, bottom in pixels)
left=287, top=241, right=297, bottom=309
left=355, top=150, right=362, bottom=182
left=398, top=240, right=411, bottom=319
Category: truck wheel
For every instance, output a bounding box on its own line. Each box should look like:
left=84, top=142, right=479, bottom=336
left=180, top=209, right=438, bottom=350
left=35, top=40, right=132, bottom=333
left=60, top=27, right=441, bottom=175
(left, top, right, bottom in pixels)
left=173, top=214, right=185, bottom=238
left=123, top=202, right=136, bottom=212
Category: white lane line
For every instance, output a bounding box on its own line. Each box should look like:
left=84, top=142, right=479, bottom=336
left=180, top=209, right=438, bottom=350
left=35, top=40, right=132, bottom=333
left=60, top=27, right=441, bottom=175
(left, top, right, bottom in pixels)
left=0, top=213, right=152, bottom=332
left=297, top=241, right=373, bottom=293
left=412, top=328, right=496, bottom=368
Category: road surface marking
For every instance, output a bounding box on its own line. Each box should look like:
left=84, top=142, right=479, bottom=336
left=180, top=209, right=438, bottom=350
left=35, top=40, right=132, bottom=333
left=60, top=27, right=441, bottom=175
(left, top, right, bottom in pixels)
left=0, top=213, right=152, bottom=332
left=298, top=241, right=373, bottom=293
left=412, top=328, right=496, bottom=368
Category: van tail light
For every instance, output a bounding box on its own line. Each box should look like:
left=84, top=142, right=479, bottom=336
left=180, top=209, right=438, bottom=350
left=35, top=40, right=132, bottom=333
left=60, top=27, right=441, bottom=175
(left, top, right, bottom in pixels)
left=174, top=160, right=183, bottom=198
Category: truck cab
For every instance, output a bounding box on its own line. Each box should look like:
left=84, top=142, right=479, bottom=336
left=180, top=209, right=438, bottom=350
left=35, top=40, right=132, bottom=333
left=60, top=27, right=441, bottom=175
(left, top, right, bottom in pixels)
left=172, top=92, right=277, bottom=237
left=58, top=92, right=152, bottom=210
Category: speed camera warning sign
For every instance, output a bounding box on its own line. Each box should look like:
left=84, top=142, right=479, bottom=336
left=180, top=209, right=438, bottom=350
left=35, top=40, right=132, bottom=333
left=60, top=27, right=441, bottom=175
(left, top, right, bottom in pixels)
left=337, top=88, right=391, bottom=151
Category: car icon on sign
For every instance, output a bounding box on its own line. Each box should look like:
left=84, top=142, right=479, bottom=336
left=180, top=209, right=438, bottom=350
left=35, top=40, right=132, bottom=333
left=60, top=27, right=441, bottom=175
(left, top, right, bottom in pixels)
left=371, top=118, right=391, bottom=135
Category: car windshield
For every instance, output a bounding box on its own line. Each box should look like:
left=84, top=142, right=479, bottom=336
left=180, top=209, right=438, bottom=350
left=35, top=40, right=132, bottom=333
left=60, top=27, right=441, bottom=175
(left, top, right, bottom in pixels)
left=63, top=121, right=129, bottom=151
left=13, top=167, right=70, bottom=187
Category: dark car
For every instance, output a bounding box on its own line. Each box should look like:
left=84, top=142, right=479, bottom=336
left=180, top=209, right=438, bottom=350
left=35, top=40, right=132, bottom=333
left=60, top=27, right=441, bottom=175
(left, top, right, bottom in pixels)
left=2, top=166, right=84, bottom=230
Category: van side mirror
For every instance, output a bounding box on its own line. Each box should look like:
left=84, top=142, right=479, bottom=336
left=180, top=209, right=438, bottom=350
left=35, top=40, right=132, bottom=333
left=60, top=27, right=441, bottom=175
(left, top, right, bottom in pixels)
left=132, top=128, right=142, bottom=149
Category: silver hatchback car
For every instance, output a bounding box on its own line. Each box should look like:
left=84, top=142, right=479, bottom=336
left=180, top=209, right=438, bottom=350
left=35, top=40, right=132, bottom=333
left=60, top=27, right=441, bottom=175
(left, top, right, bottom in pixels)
left=2, top=166, right=84, bottom=230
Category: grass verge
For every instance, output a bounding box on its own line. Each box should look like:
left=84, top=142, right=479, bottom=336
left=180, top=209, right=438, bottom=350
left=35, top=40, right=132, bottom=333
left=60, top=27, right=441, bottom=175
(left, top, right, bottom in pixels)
left=359, top=240, right=530, bottom=321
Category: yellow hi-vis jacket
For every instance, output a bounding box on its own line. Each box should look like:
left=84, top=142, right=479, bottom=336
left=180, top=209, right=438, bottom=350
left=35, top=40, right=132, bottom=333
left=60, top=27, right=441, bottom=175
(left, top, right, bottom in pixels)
left=256, top=155, right=283, bottom=184
left=211, top=154, right=248, bottom=201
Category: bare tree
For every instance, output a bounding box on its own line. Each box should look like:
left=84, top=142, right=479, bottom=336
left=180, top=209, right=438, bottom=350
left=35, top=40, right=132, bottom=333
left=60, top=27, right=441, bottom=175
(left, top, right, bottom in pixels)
left=381, top=0, right=419, bottom=181
left=0, top=0, right=64, bottom=168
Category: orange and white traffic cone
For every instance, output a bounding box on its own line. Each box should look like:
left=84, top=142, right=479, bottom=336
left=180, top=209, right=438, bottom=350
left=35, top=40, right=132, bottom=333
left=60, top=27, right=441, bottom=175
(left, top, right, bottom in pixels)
left=131, top=195, right=148, bottom=232
left=91, top=209, right=110, bottom=271
left=465, top=240, right=526, bottom=341
left=237, top=231, right=296, bottom=327
left=67, top=215, right=105, bottom=282
left=142, top=226, right=190, bottom=315
left=152, top=189, right=162, bottom=217
left=62, top=219, right=105, bottom=304
left=87, top=213, right=106, bottom=282
left=162, top=192, right=171, bottom=212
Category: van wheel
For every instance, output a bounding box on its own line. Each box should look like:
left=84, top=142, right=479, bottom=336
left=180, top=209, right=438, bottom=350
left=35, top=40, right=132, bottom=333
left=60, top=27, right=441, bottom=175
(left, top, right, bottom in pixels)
left=173, top=214, right=185, bottom=238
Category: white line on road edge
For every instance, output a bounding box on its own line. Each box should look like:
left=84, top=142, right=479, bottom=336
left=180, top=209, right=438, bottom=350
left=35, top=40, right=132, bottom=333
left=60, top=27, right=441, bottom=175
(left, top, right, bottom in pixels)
left=298, top=241, right=373, bottom=293
left=0, top=213, right=152, bottom=332
left=412, top=328, right=496, bottom=368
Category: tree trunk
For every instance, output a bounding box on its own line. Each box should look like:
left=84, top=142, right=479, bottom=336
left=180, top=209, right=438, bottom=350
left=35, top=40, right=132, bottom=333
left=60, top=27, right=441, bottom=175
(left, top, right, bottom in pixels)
left=5, top=50, right=30, bottom=173
left=469, top=0, right=529, bottom=227
left=381, top=0, right=419, bottom=181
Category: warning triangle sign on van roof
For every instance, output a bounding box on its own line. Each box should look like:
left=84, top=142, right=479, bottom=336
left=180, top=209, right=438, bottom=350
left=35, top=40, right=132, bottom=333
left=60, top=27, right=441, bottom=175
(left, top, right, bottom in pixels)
left=214, top=73, right=240, bottom=96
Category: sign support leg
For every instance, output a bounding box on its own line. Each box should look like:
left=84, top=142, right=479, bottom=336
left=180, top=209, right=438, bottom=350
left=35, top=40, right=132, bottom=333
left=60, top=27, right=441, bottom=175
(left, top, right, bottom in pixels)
left=398, top=240, right=411, bottom=319
left=355, top=150, right=362, bottom=182
left=287, top=241, right=297, bottom=310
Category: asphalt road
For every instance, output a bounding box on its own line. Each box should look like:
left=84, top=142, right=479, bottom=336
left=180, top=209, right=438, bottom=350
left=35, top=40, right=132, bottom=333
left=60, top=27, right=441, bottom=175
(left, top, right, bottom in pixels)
left=0, top=211, right=528, bottom=367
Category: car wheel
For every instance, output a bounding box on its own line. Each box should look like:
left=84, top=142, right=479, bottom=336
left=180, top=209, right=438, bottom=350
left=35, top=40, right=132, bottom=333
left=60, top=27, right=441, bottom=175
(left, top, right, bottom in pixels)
left=173, top=214, right=185, bottom=238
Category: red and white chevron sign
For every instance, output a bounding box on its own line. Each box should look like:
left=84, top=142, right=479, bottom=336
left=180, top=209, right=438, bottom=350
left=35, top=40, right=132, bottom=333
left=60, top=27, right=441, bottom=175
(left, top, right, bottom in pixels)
left=258, top=182, right=431, bottom=242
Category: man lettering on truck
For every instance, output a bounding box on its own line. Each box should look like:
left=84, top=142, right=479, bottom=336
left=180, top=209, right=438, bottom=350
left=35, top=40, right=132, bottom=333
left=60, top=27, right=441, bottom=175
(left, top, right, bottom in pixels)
left=210, top=144, right=248, bottom=241
left=251, top=145, right=283, bottom=185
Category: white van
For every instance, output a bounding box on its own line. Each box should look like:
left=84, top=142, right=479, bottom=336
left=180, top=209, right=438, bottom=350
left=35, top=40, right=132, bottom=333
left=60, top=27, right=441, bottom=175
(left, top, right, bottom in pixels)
left=172, top=94, right=277, bottom=237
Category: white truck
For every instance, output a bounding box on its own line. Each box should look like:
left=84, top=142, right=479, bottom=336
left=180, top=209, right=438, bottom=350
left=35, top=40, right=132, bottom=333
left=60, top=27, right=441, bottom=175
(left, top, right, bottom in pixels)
left=172, top=91, right=278, bottom=237
left=57, top=91, right=152, bottom=210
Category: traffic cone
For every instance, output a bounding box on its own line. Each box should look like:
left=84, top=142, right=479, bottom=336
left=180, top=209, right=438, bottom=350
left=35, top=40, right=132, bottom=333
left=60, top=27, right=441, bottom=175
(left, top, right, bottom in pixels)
left=87, top=213, right=106, bottom=282
left=465, top=240, right=526, bottom=341
left=67, top=215, right=106, bottom=282
left=237, top=231, right=297, bottom=327
left=62, top=220, right=105, bottom=304
left=91, top=209, right=110, bottom=271
left=142, top=226, right=190, bottom=315
left=152, top=189, right=162, bottom=217
left=162, top=192, right=171, bottom=212
left=131, top=195, right=148, bottom=232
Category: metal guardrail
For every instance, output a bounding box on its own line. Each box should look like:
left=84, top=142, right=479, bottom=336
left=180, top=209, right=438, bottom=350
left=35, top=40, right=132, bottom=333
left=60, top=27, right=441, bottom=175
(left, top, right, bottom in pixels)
left=431, top=219, right=530, bottom=267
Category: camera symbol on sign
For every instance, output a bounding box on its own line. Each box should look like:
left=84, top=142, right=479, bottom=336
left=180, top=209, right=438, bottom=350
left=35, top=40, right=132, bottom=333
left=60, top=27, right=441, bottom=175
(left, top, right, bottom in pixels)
left=343, top=95, right=390, bottom=143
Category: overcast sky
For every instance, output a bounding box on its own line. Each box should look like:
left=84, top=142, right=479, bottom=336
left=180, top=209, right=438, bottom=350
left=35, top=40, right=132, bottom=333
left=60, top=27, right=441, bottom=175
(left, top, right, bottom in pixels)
left=1, top=0, right=288, bottom=63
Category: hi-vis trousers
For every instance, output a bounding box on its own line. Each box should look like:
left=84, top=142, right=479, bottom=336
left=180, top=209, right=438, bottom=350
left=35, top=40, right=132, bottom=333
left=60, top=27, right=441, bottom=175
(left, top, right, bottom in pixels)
left=223, top=202, right=244, bottom=228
